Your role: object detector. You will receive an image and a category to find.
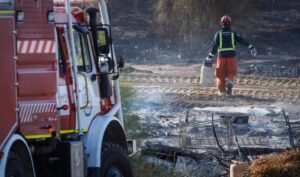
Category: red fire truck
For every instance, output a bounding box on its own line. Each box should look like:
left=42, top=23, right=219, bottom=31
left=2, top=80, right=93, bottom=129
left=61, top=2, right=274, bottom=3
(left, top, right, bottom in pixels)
left=0, top=0, right=134, bottom=177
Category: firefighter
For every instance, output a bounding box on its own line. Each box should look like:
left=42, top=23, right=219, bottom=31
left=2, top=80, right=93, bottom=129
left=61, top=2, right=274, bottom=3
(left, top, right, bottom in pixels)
left=205, top=15, right=257, bottom=96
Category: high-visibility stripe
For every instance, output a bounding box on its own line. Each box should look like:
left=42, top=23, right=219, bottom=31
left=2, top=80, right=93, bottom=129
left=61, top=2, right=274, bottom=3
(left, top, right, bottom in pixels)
left=44, top=40, right=51, bottom=53
left=218, top=32, right=236, bottom=52
left=25, top=134, right=52, bottom=139
left=26, top=40, right=32, bottom=53
left=25, top=129, right=89, bottom=139
left=19, top=103, right=56, bottom=123
left=60, top=129, right=88, bottom=134
left=22, top=41, right=29, bottom=53
left=29, top=41, right=36, bottom=53
left=0, top=10, right=15, bottom=15
left=209, top=53, right=215, bottom=57
left=219, top=48, right=235, bottom=52
left=60, top=130, right=78, bottom=134
left=219, top=32, right=223, bottom=49
left=231, top=32, right=235, bottom=48
left=248, top=44, right=253, bottom=49
left=37, top=40, right=44, bottom=53
left=54, top=0, right=98, bottom=3
left=18, top=40, right=55, bottom=54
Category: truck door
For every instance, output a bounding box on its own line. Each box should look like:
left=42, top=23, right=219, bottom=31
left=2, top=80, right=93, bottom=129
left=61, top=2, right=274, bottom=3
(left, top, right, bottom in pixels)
left=0, top=11, right=17, bottom=150
left=73, top=28, right=101, bottom=131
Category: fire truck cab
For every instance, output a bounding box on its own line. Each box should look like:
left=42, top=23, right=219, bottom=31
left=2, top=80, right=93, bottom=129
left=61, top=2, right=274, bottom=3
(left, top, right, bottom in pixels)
left=0, top=0, right=133, bottom=177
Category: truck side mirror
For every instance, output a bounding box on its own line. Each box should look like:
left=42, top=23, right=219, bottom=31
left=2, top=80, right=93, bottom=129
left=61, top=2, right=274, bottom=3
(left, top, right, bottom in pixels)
left=97, top=28, right=111, bottom=55
left=98, top=56, right=114, bottom=74
left=117, top=55, right=125, bottom=69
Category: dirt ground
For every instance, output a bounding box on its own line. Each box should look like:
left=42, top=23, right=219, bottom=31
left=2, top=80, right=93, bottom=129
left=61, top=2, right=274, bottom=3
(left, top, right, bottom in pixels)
left=122, top=61, right=300, bottom=108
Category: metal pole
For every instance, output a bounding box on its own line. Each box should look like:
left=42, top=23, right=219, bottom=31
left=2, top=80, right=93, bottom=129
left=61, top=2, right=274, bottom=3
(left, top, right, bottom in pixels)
left=65, top=0, right=82, bottom=131
left=283, top=109, right=295, bottom=148
left=98, top=0, right=124, bottom=127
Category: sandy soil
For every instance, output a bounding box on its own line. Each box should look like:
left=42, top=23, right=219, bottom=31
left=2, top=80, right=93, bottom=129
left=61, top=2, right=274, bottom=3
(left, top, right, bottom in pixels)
left=122, top=62, right=300, bottom=108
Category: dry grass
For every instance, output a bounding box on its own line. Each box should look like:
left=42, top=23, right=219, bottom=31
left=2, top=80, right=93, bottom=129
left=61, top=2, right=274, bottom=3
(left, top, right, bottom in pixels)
left=130, top=156, right=184, bottom=177
left=152, top=0, right=298, bottom=53
left=249, top=149, right=300, bottom=177
left=154, top=0, right=257, bottom=41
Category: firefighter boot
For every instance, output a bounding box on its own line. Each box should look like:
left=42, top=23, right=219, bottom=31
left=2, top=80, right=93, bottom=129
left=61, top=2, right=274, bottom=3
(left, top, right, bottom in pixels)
left=226, top=80, right=234, bottom=95
left=218, top=91, right=227, bottom=96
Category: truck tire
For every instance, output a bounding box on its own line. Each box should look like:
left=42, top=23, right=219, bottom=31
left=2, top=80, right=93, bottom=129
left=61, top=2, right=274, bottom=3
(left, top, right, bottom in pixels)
left=5, top=152, right=26, bottom=177
left=100, top=143, right=133, bottom=177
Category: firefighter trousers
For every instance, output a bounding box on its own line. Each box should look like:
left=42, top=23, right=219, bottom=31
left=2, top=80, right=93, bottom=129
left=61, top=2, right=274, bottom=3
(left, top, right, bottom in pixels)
left=215, top=56, right=237, bottom=93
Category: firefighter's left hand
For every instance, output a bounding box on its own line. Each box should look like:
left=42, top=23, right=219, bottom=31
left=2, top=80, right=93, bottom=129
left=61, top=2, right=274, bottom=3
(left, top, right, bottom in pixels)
left=251, top=48, right=257, bottom=57
left=204, top=57, right=213, bottom=67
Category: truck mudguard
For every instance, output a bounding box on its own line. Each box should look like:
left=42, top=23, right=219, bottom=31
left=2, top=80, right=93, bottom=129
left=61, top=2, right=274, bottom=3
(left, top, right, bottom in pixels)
left=84, top=115, right=127, bottom=168
left=0, top=134, right=36, bottom=177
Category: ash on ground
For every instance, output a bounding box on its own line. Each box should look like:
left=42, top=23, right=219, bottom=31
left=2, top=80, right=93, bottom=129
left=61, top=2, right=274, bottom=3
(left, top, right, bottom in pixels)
left=242, top=63, right=300, bottom=78
left=134, top=105, right=300, bottom=177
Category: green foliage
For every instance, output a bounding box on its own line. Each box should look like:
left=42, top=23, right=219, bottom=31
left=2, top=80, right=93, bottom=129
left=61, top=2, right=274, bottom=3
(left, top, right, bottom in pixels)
left=120, top=83, right=150, bottom=139
left=120, top=83, right=136, bottom=114
left=124, top=114, right=150, bottom=139
left=130, top=156, right=185, bottom=177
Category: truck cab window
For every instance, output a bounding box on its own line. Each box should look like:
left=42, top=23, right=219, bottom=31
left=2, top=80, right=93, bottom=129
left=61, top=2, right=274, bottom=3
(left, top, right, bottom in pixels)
left=74, top=31, right=92, bottom=73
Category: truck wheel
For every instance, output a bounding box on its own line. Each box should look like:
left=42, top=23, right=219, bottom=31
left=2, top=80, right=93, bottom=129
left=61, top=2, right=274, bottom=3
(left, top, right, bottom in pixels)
left=101, top=143, right=133, bottom=177
left=5, top=152, right=26, bottom=177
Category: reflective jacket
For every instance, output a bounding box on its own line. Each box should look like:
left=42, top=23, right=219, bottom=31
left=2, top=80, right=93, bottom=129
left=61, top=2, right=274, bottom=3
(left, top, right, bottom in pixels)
left=209, top=27, right=254, bottom=58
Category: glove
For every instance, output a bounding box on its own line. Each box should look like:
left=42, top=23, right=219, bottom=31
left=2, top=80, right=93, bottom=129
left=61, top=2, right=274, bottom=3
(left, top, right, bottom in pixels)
left=204, top=57, right=213, bottom=67
left=250, top=48, right=257, bottom=57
